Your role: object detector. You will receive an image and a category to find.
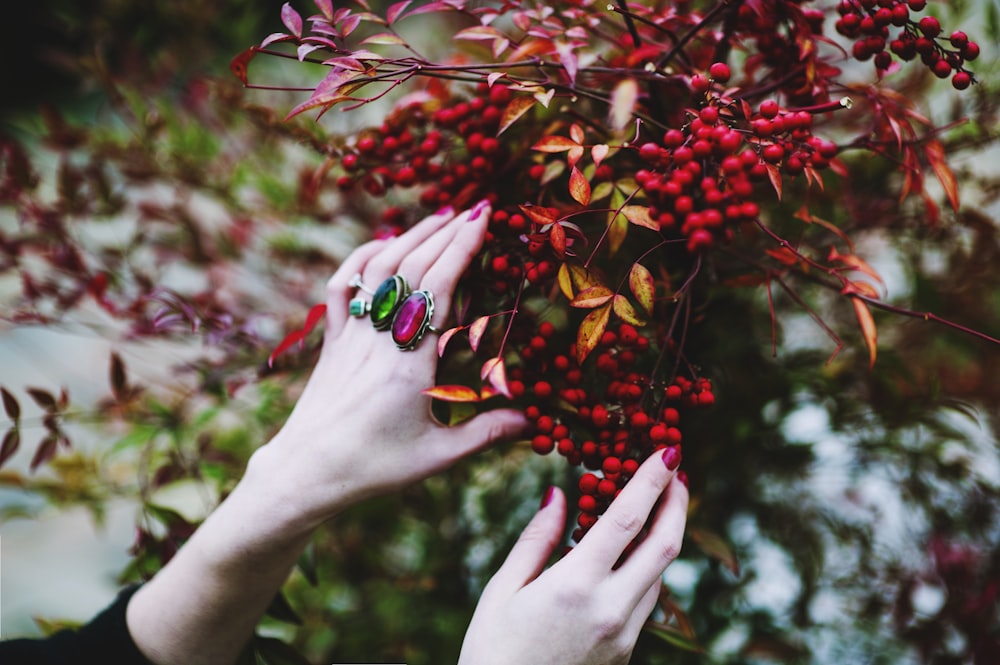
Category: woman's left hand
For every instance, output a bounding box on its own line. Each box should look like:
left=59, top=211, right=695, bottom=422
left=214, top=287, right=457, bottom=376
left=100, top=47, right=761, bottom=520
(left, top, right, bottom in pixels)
left=246, top=201, right=528, bottom=531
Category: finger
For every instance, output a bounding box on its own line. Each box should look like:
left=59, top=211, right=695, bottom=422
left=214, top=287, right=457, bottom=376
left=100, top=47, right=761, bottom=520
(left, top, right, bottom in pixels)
left=324, top=239, right=391, bottom=334
left=418, top=199, right=492, bottom=311
left=614, top=477, right=688, bottom=606
left=432, top=408, right=530, bottom=462
left=358, top=206, right=456, bottom=284
left=572, top=446, right=681, bottom=573
left=483, top=486, right=567, bottom=598
left=621, top=580, right=662, bottom=642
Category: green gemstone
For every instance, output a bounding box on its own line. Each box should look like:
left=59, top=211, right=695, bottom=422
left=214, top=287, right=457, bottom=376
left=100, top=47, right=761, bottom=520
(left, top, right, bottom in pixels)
left=371, top=276, right=408, bottom=330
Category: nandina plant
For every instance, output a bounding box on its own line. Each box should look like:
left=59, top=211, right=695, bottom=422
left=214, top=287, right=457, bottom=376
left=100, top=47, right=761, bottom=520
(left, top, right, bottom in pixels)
left=246, top=0, right=995, bottom=546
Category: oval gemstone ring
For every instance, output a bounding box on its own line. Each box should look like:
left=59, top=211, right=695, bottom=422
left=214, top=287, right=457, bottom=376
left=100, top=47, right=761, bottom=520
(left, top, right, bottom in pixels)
left=391, top=290, right=438, bottom=350
left=370, top=275, right=410, bottom=330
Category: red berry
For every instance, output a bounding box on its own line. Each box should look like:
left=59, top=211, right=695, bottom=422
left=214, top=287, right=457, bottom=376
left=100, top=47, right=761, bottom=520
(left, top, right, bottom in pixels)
left=579, top=472, right=599, bottom=495
left=709, top=62, right=731, bottom=82
left=759, top=100, right=780, bottom=119
left=918, top=16, right=941, bottom=38
left=532, top=435, right=555, bottom=455
left=963, top=42, right=980, bottom=61
left=690, top=74, right=710, bottom=93
left=952, top=71, right=972, bottom=90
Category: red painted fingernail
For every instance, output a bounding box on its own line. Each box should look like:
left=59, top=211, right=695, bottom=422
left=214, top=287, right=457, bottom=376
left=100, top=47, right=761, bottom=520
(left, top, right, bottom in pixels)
left=540, top=485, right=555, bottom=509
left=469, top=198, right=491, bottom=221
left=662, top=446, right=682, bottom=471
left=435, top=205, right=455, bottom=217
left=677, top=470, right=689, bottom=488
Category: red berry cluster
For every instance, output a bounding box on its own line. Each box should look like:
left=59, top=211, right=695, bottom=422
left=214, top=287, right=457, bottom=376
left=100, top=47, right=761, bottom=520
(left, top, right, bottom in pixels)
left=504, top=320, right=713, bottom=542
left=834, top=0, right=979, bottom=89
left=635, top=70, right=839, bottom=254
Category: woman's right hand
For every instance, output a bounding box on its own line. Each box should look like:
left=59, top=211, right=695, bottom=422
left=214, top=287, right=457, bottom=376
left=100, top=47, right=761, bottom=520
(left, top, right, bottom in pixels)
left=458, top=447, right=688, bottom=665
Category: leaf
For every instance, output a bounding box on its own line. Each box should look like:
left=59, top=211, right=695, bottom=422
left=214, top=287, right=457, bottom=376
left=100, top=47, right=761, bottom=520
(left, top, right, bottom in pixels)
left=925, top=139, right=960, bottom=212
left=421, top=385, right=481, bottom=402
left=629, top=263, right=655, bottom=316
left=613, top=294, right=647, bottom=326
left=315, top=0, right=334, bottom=20
left=842, top=280, right=880, bottom=299
left=569, top=166, right=591, bottom=206
left=30, top=434, right=58, bottom=472
left=644, top=621, right=704, bottom=653
left=360, top=32, right=406, bottom=46
left=268, top=330, right=305, bottom=368
left=621, top=205, right=657, bottom=230
left=1, top=388, right=19, bottom=422
left=110, top=352, right=127, bottom=402
left=689, top=528, right=740, bottom=575
left=0, top=429, right=19, bottom=468
left=607, top=192, right=629, bottom=255
left=608, top=78, right=639, bottom=131
left=26, top=388, right=57, bottom=412
left=481, top=356, right=512, bottom=398
left=765, top=163, right=783, bottom=200
left=555, top=40, right=578, bottom=83
left=229, top=47, right=258, bottom=85
left=532, top=135, right=580, bottom=153
left=386, top=0, right=412, bottom=24
left=468, top=315, right=490, bottom=352
left=549, top=222, right=567, bottom=258
left=437, top=325, right=464, bottom=357
left=576, top=302, right=612, bottom=364
left=851, top=297, right=878, bottom=368
left=265, top=591, right=303, bottom=626
left=591, top=144, right=610, bottom=167
left=454, top=25, right=504, bottom=41
left=281, top=2, right=304, bottom=37
left=261, top=32, right=294, bottom=48
left=302, top=303, right=328, bottom=337
left=533, top=88, right=555, bottom=107
left=497, top=97, right=535, bottom=136
left=571, top=285, right=614, bottom=308
left=252, top=635, right=313, bottom=665
left=827, top=248, right=884, bottom=285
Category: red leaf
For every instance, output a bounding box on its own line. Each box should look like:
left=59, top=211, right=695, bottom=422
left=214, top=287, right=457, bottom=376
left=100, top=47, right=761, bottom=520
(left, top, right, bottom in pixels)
left=481, top=356, right=512, bottom=398
left=281, top=2, right=304, bottom=37
left=421, top=385, right=481, bottom=402
left=0, top=429, right=19, bottom=468
left=518, top=204, right=559, bottom=227
left=468, top=315, right=490, bottom=352
left=268, top=330, right=305, bottom=368
left=532, top=135, right=580, bottom=152
left=765, top=163, right=783, bottom=200
left=30, top=434, right=58, bottom=472
left=569, top=166, right=591, bottom=206
left=1, top=388, right=19, bottom=422
left=549, top=222, right=567, bottom=258
left=852, top=297, right=878, bottom=368
left=261, top=32, right=294, bottom=48
left=925, top=139, right=960, bottom=212
left=315, top=0, right=334, bottom=20
left=437, top=325, right=464, bottom=357
left=386, top=0, right=412, bottom=24
left=555, top=40, right=578, bottom=83
left=576, top=302, right=612, bottom=364
left=229, top=47, right=258, bottom=85
left=302, top=303, right=328, bottom=337
left=26, top=388, right=57, bottom=412
left=498, top=97, right=535, bottom=136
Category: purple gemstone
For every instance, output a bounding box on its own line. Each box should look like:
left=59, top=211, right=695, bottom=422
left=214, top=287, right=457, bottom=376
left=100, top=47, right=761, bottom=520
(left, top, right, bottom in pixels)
left=391, top=291, right=431, bottom=348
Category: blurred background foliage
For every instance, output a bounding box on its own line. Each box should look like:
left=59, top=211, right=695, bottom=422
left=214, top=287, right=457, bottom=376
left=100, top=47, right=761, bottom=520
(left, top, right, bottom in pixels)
left=1, top=1, right=998, bottom=664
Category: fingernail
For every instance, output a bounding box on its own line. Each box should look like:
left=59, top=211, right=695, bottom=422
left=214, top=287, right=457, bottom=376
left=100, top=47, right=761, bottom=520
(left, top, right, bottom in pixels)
left=677, top=470, right=689, bottom=488
left=540, top=485, right=555, bottom=509
left=468, top=198, right=491, bottom=222
left=662, top=446, right=682, bottom=471
left=435, top=205, right=455, bottom=217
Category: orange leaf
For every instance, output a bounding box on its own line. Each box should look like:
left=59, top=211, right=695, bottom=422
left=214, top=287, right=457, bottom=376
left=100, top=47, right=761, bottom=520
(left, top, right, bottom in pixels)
left=571, top=285, right=614, bottom=308
left=567, top=145, right=584, bottom=168
left=828, top=248, right=884, bottom=286
left=576, top=302, right=612, bottom=364
left=766, top=247, right=799, bottom=266
left=230, top=47, right=258, bottom=85
left=532, top=135, right=580, bottom=152
left=765, top=163, right=783, bottom=200
left=519, top=204, right=559, bottom=227
left=925, top=139, right=960, bottom=212
left=621, top=205, right=658, bottom=230
left=629, top=262, right=655, bottom=316
left=689, top=528, right=740, bottom=576
left=498, top=96, right=535, bottom=136
left=851, top=297, right=878, bottom=368
left=842, top=280, right=880, bottom=299
left=468, top=315, right=490, bottom=352
left=421, top=385, right=481, bottom=402
left=481, top=356, right=512, bottom=398
left=613, top=294, right=646, bottom=326
left=550, top=222, right=567, bottom=258
left=569, top=166, right=591, bottom=205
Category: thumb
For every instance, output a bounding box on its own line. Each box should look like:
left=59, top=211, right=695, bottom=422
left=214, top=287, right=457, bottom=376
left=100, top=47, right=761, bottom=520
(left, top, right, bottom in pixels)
left=438, top=407, right=529, bottom=458
left=485, top=486, right=567, bottom=596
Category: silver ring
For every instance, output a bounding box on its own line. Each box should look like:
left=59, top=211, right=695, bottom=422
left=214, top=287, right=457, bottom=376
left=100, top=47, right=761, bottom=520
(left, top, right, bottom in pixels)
left=348, top=273, right=375, bottom=295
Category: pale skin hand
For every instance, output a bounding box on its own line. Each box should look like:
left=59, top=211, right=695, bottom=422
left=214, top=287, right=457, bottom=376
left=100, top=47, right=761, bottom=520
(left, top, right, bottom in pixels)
left=126, top=201, right=529, bottom=665
left=459, top=448, right=689, bottom=665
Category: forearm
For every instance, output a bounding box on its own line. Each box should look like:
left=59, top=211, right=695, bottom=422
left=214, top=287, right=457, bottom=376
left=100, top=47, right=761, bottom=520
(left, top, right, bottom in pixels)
left=125, top=453, right=324, bottom=665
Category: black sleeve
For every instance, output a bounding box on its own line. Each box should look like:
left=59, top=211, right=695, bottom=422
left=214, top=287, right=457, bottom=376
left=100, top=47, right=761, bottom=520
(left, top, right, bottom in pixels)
left=0, top=584, right=152, bottom=665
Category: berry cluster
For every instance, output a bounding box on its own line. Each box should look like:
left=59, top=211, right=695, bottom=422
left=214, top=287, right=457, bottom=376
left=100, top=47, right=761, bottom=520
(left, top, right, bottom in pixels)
left=835, top=0, right=979, bottom=89
left=504, top=320, right=711, bottom=542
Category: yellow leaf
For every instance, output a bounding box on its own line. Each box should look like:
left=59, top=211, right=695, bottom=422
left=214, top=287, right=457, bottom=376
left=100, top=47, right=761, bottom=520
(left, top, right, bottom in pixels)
left=629, top=262, right=655, bottom=316
left=571, top=285, right=614, bottom=308
left=422, top=385, right=481, bottom=402
left=621, top=205, right=658, bottom=230
left=613, top=294, right=647, bottom=326
left=557, top=262, right=575, bottom=300
left=569, top=166, right=591, bottom=205
left=498, top=96, right=535, bottom=136
left=576, top=302, right=612, bottom=364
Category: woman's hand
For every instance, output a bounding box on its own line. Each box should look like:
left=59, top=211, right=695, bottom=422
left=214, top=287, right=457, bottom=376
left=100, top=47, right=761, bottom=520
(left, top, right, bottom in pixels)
left=246, top=201, right=528, bottom=531
left=459, top=448, right=688, bottom=665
